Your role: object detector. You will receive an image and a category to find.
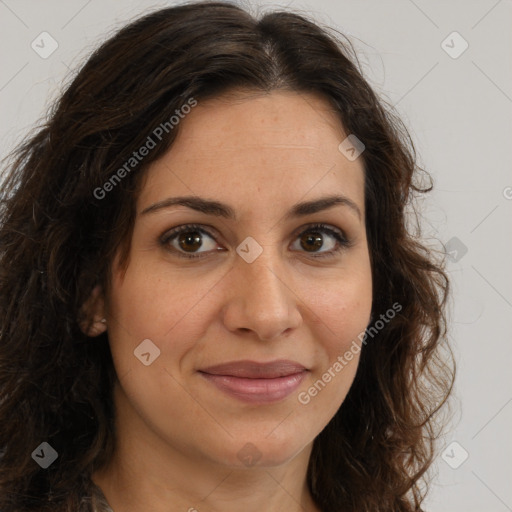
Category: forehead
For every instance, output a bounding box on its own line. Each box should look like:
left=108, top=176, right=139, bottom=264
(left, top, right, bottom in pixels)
left=137, top=89, right=365, bottom=219
left=178, top=89, right=343, bottom=145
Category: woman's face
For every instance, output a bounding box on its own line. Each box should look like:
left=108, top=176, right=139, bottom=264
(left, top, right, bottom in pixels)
left=103, top=89, right=372, bottom=469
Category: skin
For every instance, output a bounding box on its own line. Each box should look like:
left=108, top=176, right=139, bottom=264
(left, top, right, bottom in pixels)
left=86, top=89, right=373, bottom=512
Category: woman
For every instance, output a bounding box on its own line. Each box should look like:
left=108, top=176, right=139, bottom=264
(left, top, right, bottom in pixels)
left=0, top=1, right=454, bottom=511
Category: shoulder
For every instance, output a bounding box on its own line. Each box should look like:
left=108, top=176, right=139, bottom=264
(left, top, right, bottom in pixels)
left=88, top=480, right=114, bottom=512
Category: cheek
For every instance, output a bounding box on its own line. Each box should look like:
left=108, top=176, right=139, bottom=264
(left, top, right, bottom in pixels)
left=321, top=292, right=371, bottom=357
left=103, top=267, right=217, bottom=417
left=107, top=261, right=220, bottom=341
left=296, top=265, right=372, bottom=414
left=302, top=264, right=372, bottom=350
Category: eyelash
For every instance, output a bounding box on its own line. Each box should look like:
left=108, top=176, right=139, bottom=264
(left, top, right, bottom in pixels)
left=160, top=223, right=352, bottom=260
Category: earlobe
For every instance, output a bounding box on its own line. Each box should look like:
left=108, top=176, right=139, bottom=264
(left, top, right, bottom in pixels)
left=78, top=284, right=107, bottom=337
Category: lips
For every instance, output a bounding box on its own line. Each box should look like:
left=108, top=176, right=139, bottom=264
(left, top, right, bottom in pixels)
left=199, top=359, right=307, bottom=378
left=198, top=359, right=308, bottom=404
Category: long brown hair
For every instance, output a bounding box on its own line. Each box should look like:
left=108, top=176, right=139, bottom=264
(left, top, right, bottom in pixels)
left=0, top=2, right=454, bottom=510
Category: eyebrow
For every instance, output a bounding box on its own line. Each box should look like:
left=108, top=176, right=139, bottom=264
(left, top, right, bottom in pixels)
left=140, top=194, right=362, bottom=221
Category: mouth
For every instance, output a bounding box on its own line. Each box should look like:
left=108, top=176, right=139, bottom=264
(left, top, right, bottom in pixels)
left=198, top=359, right=309, bottom=404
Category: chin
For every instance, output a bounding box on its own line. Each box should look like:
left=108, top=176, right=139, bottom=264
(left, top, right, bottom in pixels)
left=208, top=434, right=311, bottom=469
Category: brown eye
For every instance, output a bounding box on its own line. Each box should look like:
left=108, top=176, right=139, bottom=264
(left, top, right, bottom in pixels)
left=177, top=231, right=203, bottom=252
left=161, top=222, right=351, bottom=261
left=161, top=224, right=219, bottom=259
left=300, top=232, right=324, bottom=252
left=290, top=223, right=351, bottom=259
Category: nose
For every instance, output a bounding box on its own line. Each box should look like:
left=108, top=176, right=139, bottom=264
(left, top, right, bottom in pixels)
left=221, top=246, right=303, bottom=341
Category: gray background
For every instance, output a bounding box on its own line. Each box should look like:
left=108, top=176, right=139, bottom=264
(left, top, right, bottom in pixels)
left=1, top=0, right=511, bottom=510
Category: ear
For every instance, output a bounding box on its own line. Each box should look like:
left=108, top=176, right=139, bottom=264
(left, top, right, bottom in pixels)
left=78, top=284, right=107, bottom=337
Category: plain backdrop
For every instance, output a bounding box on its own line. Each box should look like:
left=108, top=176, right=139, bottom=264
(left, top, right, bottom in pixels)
left=1, top=1, right=511, bottom=510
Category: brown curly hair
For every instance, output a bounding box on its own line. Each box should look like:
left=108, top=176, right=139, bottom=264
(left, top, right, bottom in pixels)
left=0, top=1, right=454, bottom=511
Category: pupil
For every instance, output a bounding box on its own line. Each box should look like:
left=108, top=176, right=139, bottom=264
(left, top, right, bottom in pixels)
left=179, top=231, right=202, bottom=251
left=302, top=232, right=322, bottom=252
